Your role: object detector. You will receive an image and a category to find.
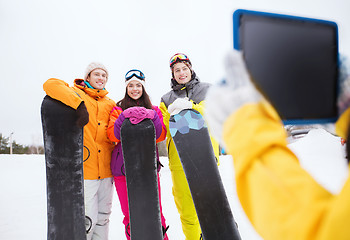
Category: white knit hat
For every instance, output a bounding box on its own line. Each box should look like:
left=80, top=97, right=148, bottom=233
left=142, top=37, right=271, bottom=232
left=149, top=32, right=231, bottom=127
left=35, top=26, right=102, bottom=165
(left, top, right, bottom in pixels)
left=125, top=76, right=146, bottom=87
left=124, top=69, right=146, bottom=87
left=84, top=62, right=108, bottom=80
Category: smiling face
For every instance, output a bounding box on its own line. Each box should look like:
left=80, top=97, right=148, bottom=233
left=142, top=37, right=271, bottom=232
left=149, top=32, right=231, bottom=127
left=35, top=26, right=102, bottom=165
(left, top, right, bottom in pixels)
left=127, top=80, right=143, bottom=100
left=86, top=69, right=108, bottom=90
left=173, top=62, right=192, bottom=84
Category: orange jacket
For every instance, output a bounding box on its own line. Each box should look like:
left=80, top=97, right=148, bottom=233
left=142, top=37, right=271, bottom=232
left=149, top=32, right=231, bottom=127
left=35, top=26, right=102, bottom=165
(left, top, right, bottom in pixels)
left=43, top=78, right=116, bottom=180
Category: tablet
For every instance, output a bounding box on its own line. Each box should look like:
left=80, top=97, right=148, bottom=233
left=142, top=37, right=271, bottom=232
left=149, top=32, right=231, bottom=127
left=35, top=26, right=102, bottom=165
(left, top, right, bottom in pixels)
left=233, top=9, right=339, bottom=124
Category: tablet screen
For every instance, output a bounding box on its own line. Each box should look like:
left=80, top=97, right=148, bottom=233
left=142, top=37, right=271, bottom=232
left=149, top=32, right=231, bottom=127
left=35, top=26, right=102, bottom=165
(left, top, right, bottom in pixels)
left=233, top=10, right=338, bottom=124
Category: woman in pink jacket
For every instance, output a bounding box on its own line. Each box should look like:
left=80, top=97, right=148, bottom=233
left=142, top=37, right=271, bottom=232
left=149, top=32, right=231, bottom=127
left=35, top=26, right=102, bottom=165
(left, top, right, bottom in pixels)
left=107, top=69, right=169, bottom=239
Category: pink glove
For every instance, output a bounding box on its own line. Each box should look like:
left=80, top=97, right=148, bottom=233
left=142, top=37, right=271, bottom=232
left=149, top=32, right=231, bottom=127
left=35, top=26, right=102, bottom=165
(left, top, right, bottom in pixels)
left=123, top=106, right=155, bottom=124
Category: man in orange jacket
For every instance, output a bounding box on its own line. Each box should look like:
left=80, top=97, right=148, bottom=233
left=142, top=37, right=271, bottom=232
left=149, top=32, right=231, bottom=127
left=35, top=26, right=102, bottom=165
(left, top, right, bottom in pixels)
left=43, top=62, right=116, bottom=240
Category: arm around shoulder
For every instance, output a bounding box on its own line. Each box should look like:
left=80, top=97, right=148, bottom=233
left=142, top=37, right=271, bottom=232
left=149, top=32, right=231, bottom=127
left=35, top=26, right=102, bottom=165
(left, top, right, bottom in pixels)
left=158, top=103, right=169, bottom=141
left=107, top=107, right=123, bottom=143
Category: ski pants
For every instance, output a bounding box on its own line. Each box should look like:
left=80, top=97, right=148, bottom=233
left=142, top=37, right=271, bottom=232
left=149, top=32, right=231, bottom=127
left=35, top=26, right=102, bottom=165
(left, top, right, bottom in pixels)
left=84, top=177, right=114, bottom=240
left=171, top=169, right=201, bottom=240
left=114, top=175, right=169, bottom=240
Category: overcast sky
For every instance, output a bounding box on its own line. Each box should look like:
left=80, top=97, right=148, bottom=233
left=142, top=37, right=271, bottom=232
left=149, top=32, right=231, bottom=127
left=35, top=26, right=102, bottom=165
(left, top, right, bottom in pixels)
left=1, top=0, right=349, bottom=145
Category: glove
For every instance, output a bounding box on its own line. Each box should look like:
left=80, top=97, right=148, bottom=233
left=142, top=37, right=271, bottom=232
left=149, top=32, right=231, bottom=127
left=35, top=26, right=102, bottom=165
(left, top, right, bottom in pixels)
left=123, top=106, right=155, bottom=124
left=168, top=97, right=193, bottom=116
left=76, top=102, right=89, bottom=128
left=205, top=50, right=262, bottom=147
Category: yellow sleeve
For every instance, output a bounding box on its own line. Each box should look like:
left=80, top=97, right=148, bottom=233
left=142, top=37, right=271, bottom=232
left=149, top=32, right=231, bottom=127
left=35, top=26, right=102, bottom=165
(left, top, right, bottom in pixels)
left=193, top=100, right=220, bottom=161
left=223, top=100, right=350, bottom=240
left=43, top=78, right=82, bottom=109
left=192, top=99, right=205, bottom=115
left=335, top=107, right=350, bottom=139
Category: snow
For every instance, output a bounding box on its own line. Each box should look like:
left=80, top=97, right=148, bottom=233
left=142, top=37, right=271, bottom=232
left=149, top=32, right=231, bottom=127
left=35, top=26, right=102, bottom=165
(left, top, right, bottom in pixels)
left=0, top=128, right=348, bottom=240
left=288, top=128, right=349, bottom=194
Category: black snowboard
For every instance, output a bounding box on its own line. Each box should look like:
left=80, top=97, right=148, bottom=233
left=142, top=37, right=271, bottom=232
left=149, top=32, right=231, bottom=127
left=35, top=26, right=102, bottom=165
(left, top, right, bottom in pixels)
left=120, top=118, right=163, bottom=240
left=41, top=95, right=86, bottom=240
left=169, top=109, right=241, bottom=240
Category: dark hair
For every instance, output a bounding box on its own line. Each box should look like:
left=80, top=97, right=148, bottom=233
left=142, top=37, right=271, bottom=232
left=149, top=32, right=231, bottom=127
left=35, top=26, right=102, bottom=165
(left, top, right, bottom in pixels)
left=117, top=85, right=153, bottom=110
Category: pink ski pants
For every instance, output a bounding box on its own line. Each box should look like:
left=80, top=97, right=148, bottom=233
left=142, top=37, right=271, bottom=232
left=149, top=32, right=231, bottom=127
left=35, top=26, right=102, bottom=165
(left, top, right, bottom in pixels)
left=114, top=174, right=169, bottom=240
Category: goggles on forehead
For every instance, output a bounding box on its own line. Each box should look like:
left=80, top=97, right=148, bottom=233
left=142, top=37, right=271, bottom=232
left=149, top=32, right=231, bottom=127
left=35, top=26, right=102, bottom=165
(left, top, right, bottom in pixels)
left=125, top=69, right=145, bottom=81
left=169, top=53, right=189, bottom=67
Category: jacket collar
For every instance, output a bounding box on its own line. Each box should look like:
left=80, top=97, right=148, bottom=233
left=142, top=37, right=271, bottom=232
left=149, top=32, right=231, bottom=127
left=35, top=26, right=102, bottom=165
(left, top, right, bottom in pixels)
left=171, top=71, right=200, bottom=91
left=74, top=79, right=109, bottom=98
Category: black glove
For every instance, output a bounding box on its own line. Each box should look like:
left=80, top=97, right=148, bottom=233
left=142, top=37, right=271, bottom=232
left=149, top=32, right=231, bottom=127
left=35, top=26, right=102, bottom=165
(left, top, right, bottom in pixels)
left=76, top=102, right=89, bottom=128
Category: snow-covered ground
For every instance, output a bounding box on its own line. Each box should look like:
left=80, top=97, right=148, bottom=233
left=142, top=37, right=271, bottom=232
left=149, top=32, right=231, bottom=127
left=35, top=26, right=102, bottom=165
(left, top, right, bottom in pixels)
left=0, top=128, right=348, bottom=240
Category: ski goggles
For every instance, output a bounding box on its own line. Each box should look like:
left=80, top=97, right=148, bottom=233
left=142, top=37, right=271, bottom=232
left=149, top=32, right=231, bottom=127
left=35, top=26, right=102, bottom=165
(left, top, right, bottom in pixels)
left=169, top=53, right=189, bottom=67
left=125, top=69, right=145, bottom=81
